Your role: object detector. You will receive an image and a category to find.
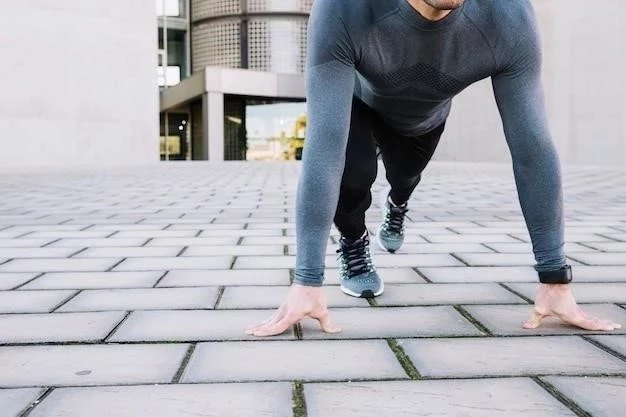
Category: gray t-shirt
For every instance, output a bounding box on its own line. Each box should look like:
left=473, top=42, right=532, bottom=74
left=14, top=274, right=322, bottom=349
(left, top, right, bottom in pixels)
left=295, top=0, right=566, bottom=286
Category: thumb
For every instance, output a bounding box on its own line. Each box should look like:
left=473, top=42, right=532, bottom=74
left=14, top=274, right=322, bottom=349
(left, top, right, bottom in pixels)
left=311, top=309, right=341, bottom=334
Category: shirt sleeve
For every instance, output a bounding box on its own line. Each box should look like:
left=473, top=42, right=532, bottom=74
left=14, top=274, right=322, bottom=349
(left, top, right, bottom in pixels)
left=491, top=4, right=567, bottom=273
left=293, top=0, right=357, bottom=286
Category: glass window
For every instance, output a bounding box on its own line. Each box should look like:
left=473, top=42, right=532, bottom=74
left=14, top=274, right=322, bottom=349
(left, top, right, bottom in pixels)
left=156, top=0, right=186, bottom=17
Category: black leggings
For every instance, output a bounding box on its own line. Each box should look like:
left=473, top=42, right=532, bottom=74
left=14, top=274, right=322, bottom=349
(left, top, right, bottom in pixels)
left=334, top=97, right=445, bottom=239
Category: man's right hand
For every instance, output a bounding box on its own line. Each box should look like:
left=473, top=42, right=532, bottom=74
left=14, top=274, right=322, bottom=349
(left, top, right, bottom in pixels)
left=245, top=284, right=341, bottom=337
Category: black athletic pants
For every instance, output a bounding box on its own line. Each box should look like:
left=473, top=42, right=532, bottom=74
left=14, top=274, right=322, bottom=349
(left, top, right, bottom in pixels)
left=334, top=97, right=446, bottom=239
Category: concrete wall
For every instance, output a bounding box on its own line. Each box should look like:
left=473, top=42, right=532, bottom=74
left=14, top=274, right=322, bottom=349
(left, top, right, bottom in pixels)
left=437, top=0, right=626, bottom=166
left=0, top=0, right=159, bottom=168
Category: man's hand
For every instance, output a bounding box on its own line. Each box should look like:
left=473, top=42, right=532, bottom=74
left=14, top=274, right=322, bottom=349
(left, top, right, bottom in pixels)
left=524, top=284, right=622, bottom=331
left=245, top=284, right=341, bottom=337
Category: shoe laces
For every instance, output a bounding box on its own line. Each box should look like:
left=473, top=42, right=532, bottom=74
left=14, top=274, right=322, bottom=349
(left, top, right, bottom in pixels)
left=337, top=235, right=374, bottom=278
left=384, top=201, right=408, bottom=234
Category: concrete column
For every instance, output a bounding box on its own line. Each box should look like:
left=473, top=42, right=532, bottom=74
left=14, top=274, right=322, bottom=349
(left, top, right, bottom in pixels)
left=203, top=92, right=225, bottom=161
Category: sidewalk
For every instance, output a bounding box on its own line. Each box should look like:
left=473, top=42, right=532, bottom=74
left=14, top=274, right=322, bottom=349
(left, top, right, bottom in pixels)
left=0, top=161, right=624, bottom=417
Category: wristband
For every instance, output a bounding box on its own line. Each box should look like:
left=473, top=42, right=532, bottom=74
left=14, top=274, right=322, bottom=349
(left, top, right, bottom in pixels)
left=538, top=265, right=572, bottom=284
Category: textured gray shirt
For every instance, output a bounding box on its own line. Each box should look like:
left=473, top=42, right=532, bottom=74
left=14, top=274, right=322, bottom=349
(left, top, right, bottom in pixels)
left=295, top=0, right=567, bottom=286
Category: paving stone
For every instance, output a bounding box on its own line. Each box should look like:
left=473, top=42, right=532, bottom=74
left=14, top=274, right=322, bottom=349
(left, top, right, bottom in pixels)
left=365, top=253, right=464, bottom=268
left=0, top=273, right=39, bottom=290
left=26, top=231, right=113, bottom=239
left=300, top=306, right=482, bottom=339
left=543, top=377, right=626, bottom=417
left=240, top=236, right=298, bottom=245
left=112, top=230, right=198, bottom=238
left=603, top=233, right=626, bottom=242
left=568, top=253, right=626, bottom=266
left=589, top=335, right=626, bottom=356
left=376, top=283, right=525, bottom=306
left=218, top=286, right=368, bottom=309
left=57, top=287, right=219, bottom=312
left=305, top=378, right=575, bottom=417
left=0, top=247, right=77, bottom=258
left=507, top=283, right=626, bottom=303
left=463, top=304, right=626, bottom=335
left=114, top=257, right=232, bottom=271
left=158, top=269, right=289, bottom=286
left=76, top=247, right=183, bottom=258
left=456, top=253, right=539, bottom=266
left=400, top=336, right=626, bottom=378
left=29, top=383, right=292, bottom=417
left=0, top=258, right=121, bottom=273
left=418, top=266, right=536, bottom=282
left=183, top=245, right=284, bottom=256
left=182, top=340, right=407, bottom=382
left=233, top=255, right=296, bottom=269
left=511, top=233, right=613, bottom=243
left=168, top=223, right=246, bottom=230
left=0, top=289, right=76, bottom=313
left=486, top=242, right=596, bottom=253
left=0, top=311, right=124, bottom=344
left=584, top=242, right=626, bottom=251
left=0, top=344, right=188, bottom=387
left=567, top=266, right=626, bottom=282
left=20, top=271, right=163, bottom=290
left=0, top=238, right=54, bottom=247
left=48, top=238, right=149, bottom=247
left=146, top=237, right=239, bottom=246
left=0, top=388, right=45, bottom=417
left=110, top=309, right=295, bottom=342
left=198, top=229, right=283, bottom=237
left=325, top=268, right=427, bottom=285
left=421, top=234, right=520, bottom=243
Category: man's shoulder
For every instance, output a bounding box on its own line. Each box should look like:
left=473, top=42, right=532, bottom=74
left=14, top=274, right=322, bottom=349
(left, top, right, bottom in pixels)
left=464, top=0, right=537, bottom=46
left=317, top=0, right=399, bottom=26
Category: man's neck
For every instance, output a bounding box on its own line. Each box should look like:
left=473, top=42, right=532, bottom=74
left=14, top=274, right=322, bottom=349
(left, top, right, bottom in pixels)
left=407, top=0, right=452, bottom=21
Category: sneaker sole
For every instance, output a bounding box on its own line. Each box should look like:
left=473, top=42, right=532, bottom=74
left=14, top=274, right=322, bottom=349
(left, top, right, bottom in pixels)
left=340, top=280, right=385, bottom=298
left=376, top=223, right=396, bottom=253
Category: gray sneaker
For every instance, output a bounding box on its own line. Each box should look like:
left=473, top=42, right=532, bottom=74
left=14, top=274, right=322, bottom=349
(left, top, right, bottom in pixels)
left=337, top=233, right=384, bottom=298
left=376, top=188, right=408, bottom=253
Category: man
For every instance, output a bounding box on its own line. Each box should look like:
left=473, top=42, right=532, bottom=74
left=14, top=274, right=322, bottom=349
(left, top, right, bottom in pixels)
left=247, top=0, right=621, bottom=336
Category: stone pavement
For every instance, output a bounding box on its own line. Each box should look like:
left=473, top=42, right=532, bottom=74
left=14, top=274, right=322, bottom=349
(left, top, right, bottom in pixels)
left=0, top=161, right=625, bottom=417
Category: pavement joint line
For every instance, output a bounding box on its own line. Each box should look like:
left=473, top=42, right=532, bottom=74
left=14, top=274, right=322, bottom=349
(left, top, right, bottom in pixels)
left=80, top=224, right=95, bottom=231
left=532, top=377, right=593, bottom=417
left=49, top=290, right=81, bottom=312
left=386, top=339, right=422, bottom=380
left=507, top=233, right=527, bottom=243
left=366, top=297, right=378, bottom=307
left=294, top=323, right=303, bottom=340
left=176, top=246, right=189, bottom=256
left=171, top=343, right=196, bottom=383
left=17, top=387, right=54, bottom=417
left=105, top=258, right=126, bottom=272
left=213, top=286, right=226, bottom=309
left=105, top=231, right=118, bottom=238
left=419, top=234, right=432, bottom=243
left=236, top=236, right=244, bottom=245
left=479, top=243, right=498, bottom=253
left=103, top=311, right=132, bottom=342
left=141, top=238, right=153, bottom=247
left=580, top=335, right=626, bottom=362
left=67, top=247, right=89, bottom=258
left=498, top=283, right=534, bottom=304
left=565, top=255, right=590, bottom=266
left=453, top=305, right=493, bottom=336
left=10, top=272, right=45, bottom=290
left=194, top=230, right=202, bottom=237
left=449, top=253, right=470, bottom=266
left=445, top=227, right=461, bottom=235
left=596, top=233, right=623, bottom=242
left=576, top=242, right=604, bottom=252
left=411, top=267, right=433, bottom=283
left=152, top=271, right=170, bottom=288
left=292, top=381, right=308, bottom=417
left=229, top=256, right=237, bottom=269
left=0, top=258, right=13, bottom=266
left=15, top=232, right=34, bottom=238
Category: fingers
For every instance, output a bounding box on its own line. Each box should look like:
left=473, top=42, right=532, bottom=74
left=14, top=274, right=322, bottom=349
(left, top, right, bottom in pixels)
left=251, top=314, right=299, bottom=337
left=523, top=309, right=547, bottom=329
left=313, top=310, right=342, bottom=334
left=245, top=305, right=286, bottom=335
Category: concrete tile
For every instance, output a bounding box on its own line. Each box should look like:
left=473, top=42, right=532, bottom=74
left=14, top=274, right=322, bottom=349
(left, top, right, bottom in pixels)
left=198, top=229, right=283, bottom=237
left=400, top=336, right=626, bottom=378
left=486, top=242, right=596, bottom=253
left=568, top=253, right=626, bottom=266
left=507, top=283, right=626, bottom=304
left=0, top=248, right=78, bottom=258
left=543, top=377, right=626, bottom=417
left=323, top=268, right=427, bottom=285
left=376, top=283, right=525, bottom=306
left=0, top=290, right=76, bottom=313
left=112, top=230, right=197, bottom=238
left=182, top=340, right=407, bottom=382
left=158, top=269, right=289, bottom=286
left=183, top=245, right=284, bottom=256
left=364, top=254, right=464, bottom=268
left=511, top=233, right=613, bottom=243
left=240, top=236, right=298, bottom=245
left=305, top=378, right=575, bottom=417
left=566, top=266, right=626, bottom=282
left=233, top=256, right=296, bottom=269
left=584, top=242, right=626, bottom=251
left=26, top=231, right=113, bottom=239
left=0, top=273, right=39, bottom=290
left=455, top=253, right=535, bottom=266
left=463, top=304, right=626, bottom=335
left=419, top=266, right=536, bottom=282
left=146, top=237, right=239, bottom=246
left=109, top=309, right=295, bottom=342
left=48, top=238, right=149, bottom=247
left=0, top=344, right=188, bottom=387
left=76, top=247, right=182, bottom=258
left=589, top=335, right=626, bottom=356
left=0, top=258, right=121, bottom=273
left=57, top=287, right=219, bottom=312
left=300, top=306, right=482, bottom=339
left=0, top=388, right=45, bottom=417
left=0, top=238, right=54, bottom=247
left=29, top=383, right=292, bottom=417
left=0, top=311, right=124, bottom=344
left=114, top=257, right=232, bottom=271
left=20, top=271, right=163, bottom=290
left=218, top=286, right=369, bottom=309
left=423, top=234, right=521, bottom=243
